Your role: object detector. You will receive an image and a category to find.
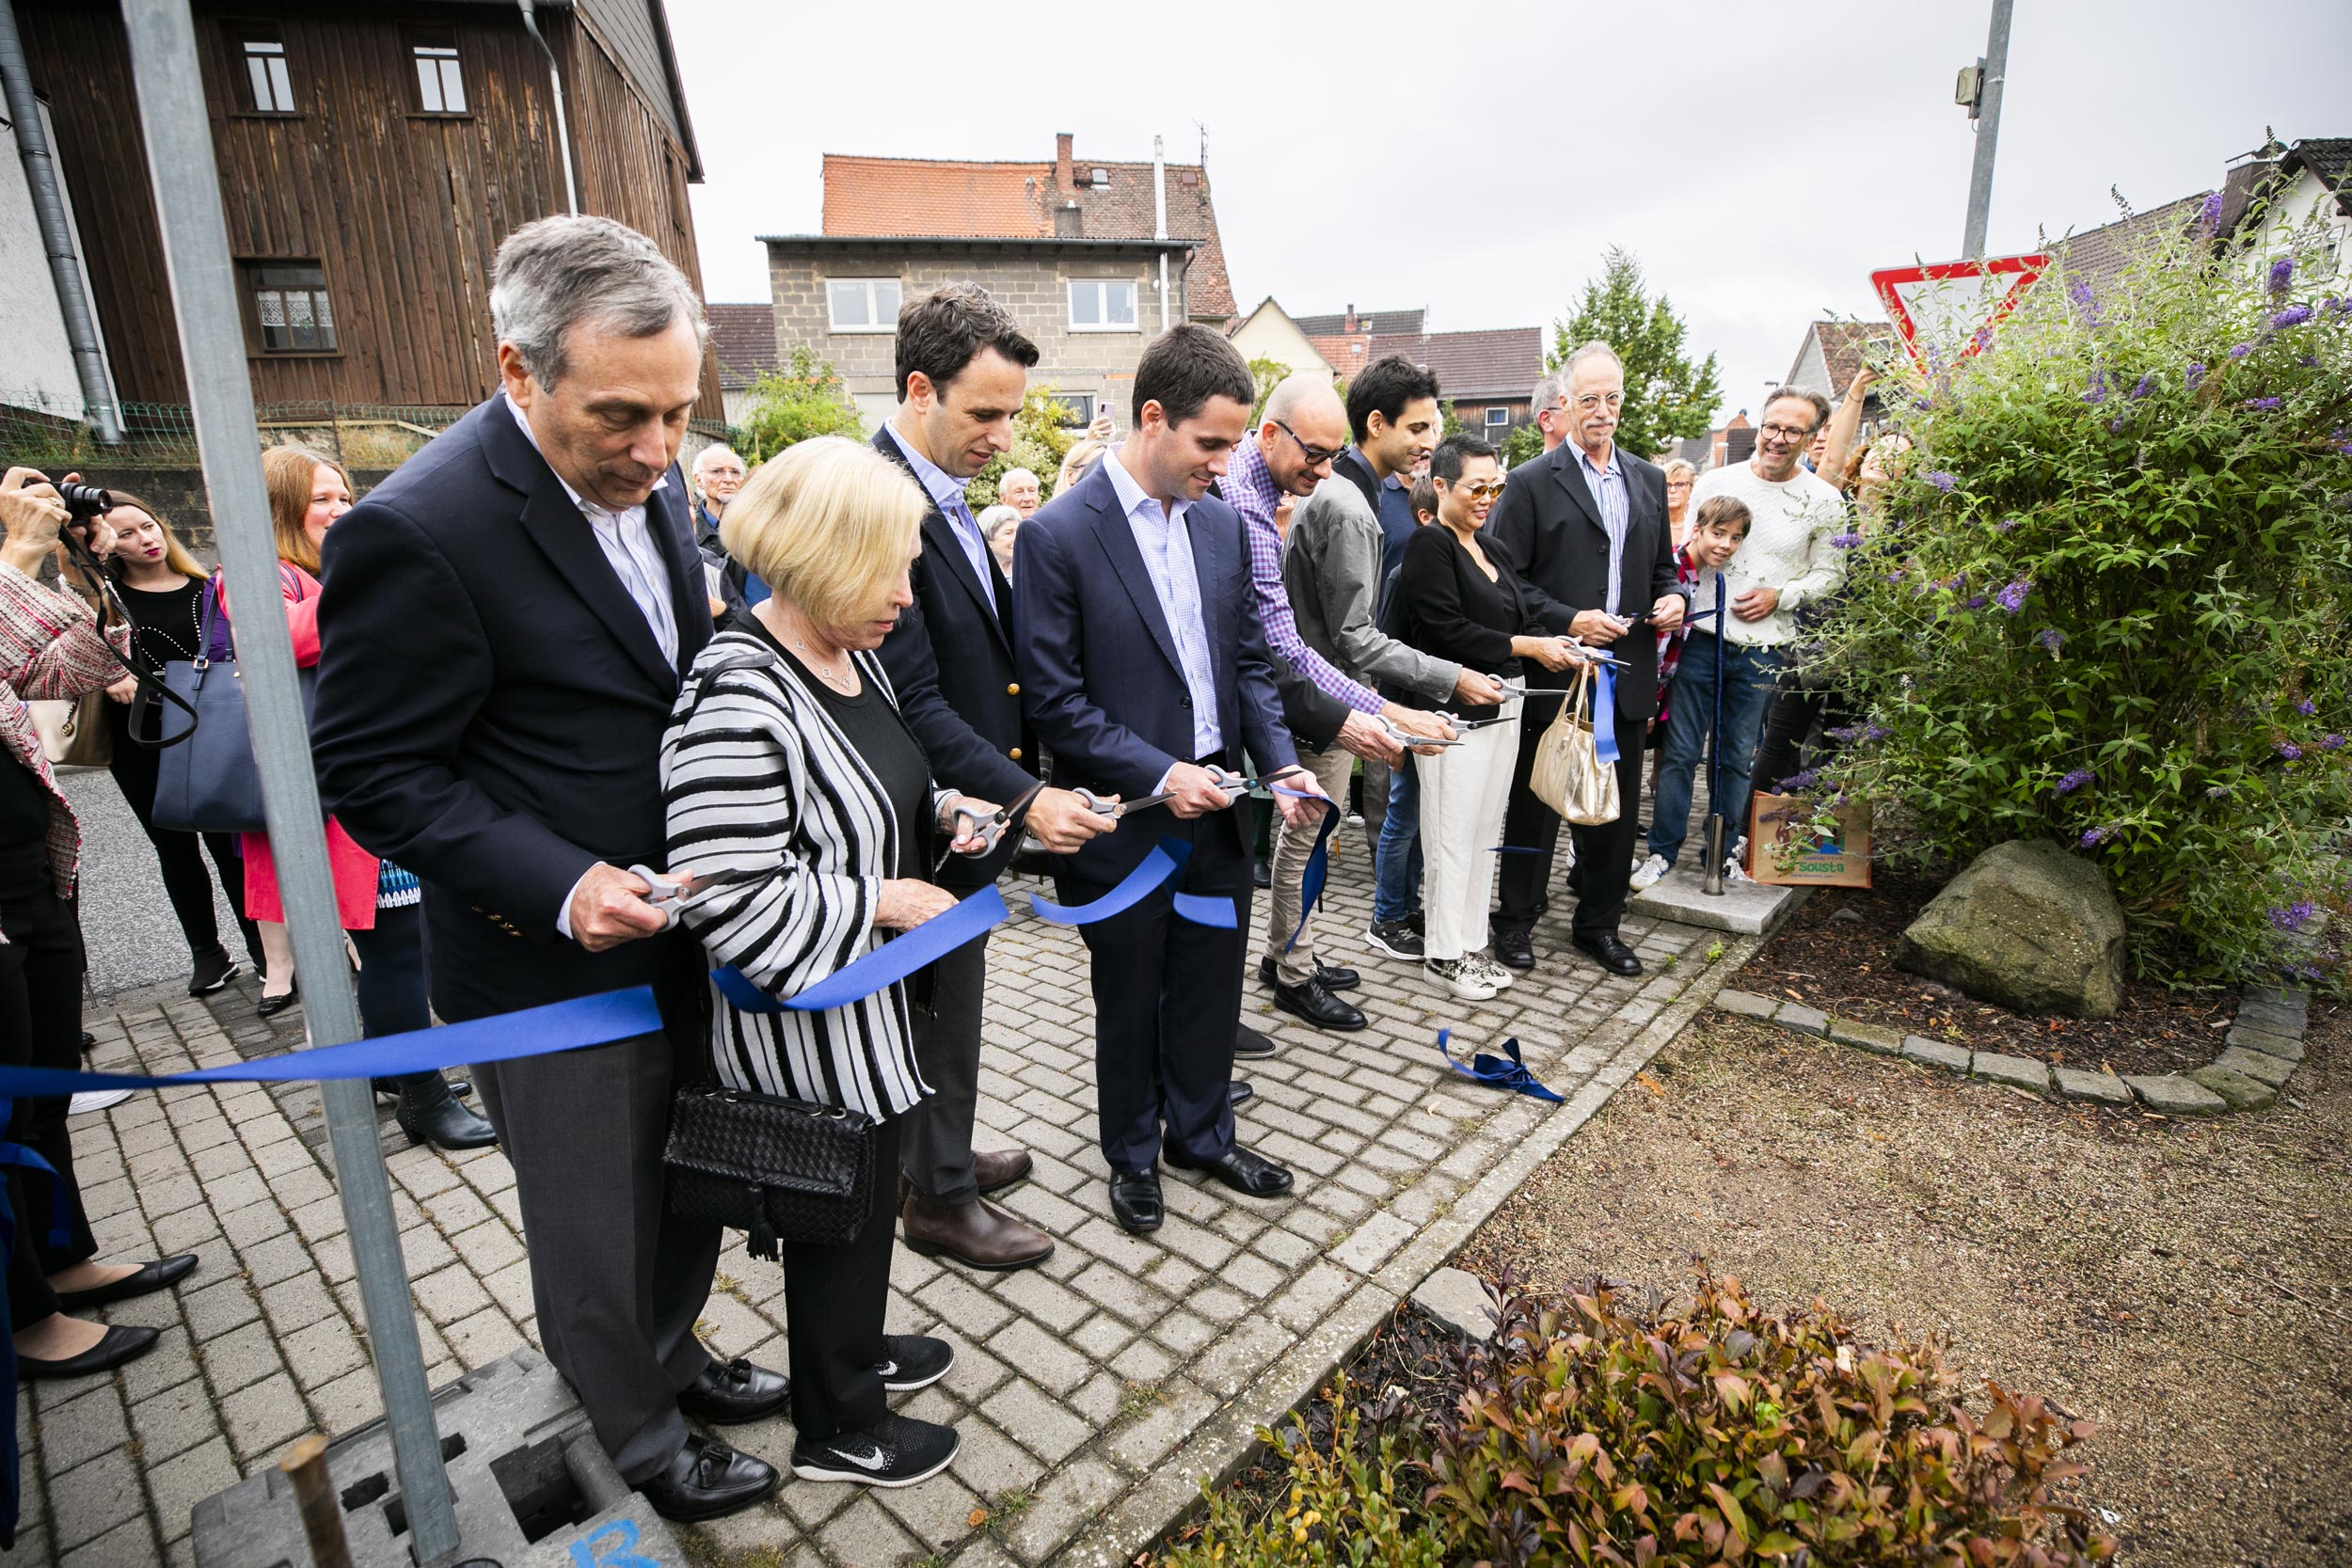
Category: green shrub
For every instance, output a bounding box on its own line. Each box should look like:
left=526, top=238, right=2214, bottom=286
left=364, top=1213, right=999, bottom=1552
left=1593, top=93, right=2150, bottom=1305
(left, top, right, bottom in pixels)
left=1807, top=200, right=2352, bottom=989
left=735, top=344, right=866, bottom=461
left=1167, top=1385, right=1448, bottom=1568
left=1423, top=1274, right=2115, bottom=1566
left=963, top=384, right=1086, bottom=510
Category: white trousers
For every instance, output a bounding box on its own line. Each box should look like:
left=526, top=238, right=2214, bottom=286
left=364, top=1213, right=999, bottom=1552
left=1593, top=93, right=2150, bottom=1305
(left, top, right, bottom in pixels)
left=1415, top=706, right=1520, bottom=962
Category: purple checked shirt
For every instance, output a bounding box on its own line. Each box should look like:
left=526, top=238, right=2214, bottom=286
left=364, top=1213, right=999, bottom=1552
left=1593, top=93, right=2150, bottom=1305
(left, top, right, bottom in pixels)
left=1225, top=438, right=1383, bottom=715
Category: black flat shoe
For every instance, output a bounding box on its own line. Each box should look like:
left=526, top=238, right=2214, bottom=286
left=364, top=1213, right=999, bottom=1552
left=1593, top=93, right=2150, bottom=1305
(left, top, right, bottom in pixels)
left=1571, top=931, right=1644, bottom=976
left=677, top=1355, right=789, bottom=1425
left=53, top=1255, right=198, bottom=1312
left=1162, top=1140, right=1295, bottom=1198
left=1493, top=928, right=1536, bottom=971
left=1257, top=956, right=1360, bottom=991
left=1233, top=1022, right=1275, bottom=1059
left=1108, top=1169, right=1163, bottom=1233
left=1228, top=1080, right=1254, bottom=1107
left=256, top=980, right=300, bottom=1017
left=17, top=1323, right=161, bottom=1381
left=639, top=1436, right=777, bottom=1522
left=1271, top=976, right=1367, bottom=1033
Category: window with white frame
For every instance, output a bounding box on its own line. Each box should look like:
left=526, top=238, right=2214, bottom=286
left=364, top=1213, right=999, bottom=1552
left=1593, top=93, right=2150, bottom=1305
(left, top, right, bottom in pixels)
left=408, top=28, right=466, bottom=115
left=827, top=277, right=901, bottom=332
left=244, top=261, right=337, bottom=354
left=1067, top=278, right=1138, bottom=332
left=1485, top=405, right=1511, bottom=428
left=238, top=30, right=295, bottom=114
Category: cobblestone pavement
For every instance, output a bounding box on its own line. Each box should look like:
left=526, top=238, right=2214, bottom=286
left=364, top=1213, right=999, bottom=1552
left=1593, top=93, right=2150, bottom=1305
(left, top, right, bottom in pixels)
left=1, top=818, right=1748, bottom=1567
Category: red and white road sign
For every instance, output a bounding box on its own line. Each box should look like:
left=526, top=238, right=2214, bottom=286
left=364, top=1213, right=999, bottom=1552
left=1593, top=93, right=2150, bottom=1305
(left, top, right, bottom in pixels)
left=1870, top=254, right=2051, bottom=367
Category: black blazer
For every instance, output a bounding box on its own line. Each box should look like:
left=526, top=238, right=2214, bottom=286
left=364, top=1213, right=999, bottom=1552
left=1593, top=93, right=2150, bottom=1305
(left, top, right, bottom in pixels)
left=869, top=426, right=1036, bottom=887
left=310, top=393, right=713, bottom=1020
left=1382, top=525, right=1546, bottom=719
left=1487, top=442, right=1675, bottom=721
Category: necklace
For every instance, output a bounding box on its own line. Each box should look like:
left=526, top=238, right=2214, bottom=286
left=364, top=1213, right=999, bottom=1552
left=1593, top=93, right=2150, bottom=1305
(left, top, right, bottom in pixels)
left=783, top=626, right=856, bottom=694
left=121, top=577, right=201, bottom=667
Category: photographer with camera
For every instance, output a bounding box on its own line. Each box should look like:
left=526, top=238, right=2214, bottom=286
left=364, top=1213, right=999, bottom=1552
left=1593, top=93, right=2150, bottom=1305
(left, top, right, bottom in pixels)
left=2, top=466, right=196, bottom=1380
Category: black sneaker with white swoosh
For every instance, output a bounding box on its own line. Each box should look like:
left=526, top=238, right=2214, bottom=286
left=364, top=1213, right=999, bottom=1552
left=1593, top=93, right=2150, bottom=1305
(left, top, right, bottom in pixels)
left=877, top=1333, right=953, bottom=1393
left=790, top=1412, right=960, bottom=1487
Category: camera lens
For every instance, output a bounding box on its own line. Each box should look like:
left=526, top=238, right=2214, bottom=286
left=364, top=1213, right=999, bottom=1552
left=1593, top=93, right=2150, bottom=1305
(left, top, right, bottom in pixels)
left=56, top=481, right=113, bottom=518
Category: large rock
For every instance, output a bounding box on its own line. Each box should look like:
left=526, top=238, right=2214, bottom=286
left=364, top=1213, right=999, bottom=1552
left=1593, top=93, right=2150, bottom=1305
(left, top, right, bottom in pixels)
left=1896, top=840, right=2126, bottom=1018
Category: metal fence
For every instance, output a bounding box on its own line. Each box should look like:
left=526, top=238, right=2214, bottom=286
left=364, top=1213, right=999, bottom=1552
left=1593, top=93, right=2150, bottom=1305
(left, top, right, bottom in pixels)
left=4, top=388, right=730, bottom=470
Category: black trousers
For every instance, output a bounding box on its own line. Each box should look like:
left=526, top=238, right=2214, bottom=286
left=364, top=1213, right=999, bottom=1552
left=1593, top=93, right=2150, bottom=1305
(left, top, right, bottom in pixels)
left=0, top=844, right=101, bottom=1330
left=901, top=918, right=987, bottom=1206
left=1496, top=712, right=1647, bottom=939
left=781, top=1115, right=901, bottom=1440
left=348, top=903, right=451, bottom=1101
left=1753, top=683, right=1850, bottom=800
left=108, top=736, right=262, bottom=971
left=1057, top=810, right=1248, bottom=1176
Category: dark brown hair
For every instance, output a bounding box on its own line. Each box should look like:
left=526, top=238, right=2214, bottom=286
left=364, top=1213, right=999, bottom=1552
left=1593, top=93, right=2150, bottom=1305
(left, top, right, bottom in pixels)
left=1132, top=324, right=1254, bottom=427
left=894, top=283, right=1040, bottom=400
left=1762, top=387, right=1832, bottom=436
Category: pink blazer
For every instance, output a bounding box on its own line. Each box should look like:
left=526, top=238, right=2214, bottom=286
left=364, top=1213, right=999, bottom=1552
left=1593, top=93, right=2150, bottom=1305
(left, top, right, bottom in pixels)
left=233, top=562, right=379, bottom=929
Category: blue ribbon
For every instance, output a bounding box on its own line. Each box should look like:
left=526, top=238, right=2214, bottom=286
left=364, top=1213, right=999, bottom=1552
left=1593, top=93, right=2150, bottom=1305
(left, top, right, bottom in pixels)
left=1593, top=665, right=1619, bottom=767
left=0, top=990, right=664, bottom=1098
left=1437, top=1028, right=1564, bottom=1103
left=1263, top=781, right=1339, bottom=954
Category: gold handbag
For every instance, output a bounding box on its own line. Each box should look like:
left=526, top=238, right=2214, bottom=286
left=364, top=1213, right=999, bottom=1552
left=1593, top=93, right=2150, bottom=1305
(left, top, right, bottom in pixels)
left=29, top=691, right=113, bottom=768
left=1527, top=664, right=1618, bottom=826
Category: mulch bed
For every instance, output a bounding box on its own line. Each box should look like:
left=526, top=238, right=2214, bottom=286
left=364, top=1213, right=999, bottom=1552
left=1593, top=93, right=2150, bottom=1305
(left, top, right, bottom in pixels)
left=1737, top=867, right=2232, bottom=1078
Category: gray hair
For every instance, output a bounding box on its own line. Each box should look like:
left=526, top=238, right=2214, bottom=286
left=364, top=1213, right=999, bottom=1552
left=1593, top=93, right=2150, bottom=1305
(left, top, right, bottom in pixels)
left=997, top=467, right=1041, bottom=491
left=1563, top=340, right=1622, bottom=380
left=977, top=503, right=1022, bottom=541
left=491, top=214, right=707, bottom=389
left=693, top=444, right=745, bottom=474
left=1529, top=372, right=1565, bottom=418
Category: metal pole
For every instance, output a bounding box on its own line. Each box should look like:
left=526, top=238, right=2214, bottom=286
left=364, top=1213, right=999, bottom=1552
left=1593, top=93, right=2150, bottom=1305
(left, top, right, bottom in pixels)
left=1703, top=572, right=1725, bottom=895
left=116, top=3, right=464, bottom=1560
left=0, top=0, right=124, bottom=442
left=1962, top=0, right=2014, bottom=258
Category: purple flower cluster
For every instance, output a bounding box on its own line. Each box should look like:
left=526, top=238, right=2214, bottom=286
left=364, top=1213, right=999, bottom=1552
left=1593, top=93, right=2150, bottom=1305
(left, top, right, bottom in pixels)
left=2268, top=901, right=2318, bottom=933
left=2082, top=371, right=2108, bottom=404
left=2206, top=784, right=2231, bottom=798
left=1996, top=517, right=2020, bottom=532
left=1924, top=471, right=1958, bottom=492
left=2186, top=362, right=2207, bottom=389
left=2246, top=397, right=2283, bottom=411
left=1830, top=531, right=1864, bottom=549
left=1781, top=768, right=1821, bottom=791
left=1994, top=577, right=2032, bottom=612
left=2110, top=415, right=2130, bottom=433
left=2269, top=256, right=2295, bottom=295
left=2056, top=768, right=2095, bottom=795
left=1863, top=722, right=1889, bottom=742
left=2228, top=341, right=2254, bottom=360
left=2198, top=191, right=2224, bottom=230
left=2296, top=697, right=2317, bottom=715
left=2131, top=373, right=2156, bottom=400
left=2277, top=741, right=2305, bottom=761
left=2038, top=627, right=2067, bottom=653
left=2079, top=825, right=2113, bottom=847
left=2323, top=734, right=2347, bottom=751
left=1963, top=593, right=1989, bottom=610
left=2273, top=304, right=2313, bottom=329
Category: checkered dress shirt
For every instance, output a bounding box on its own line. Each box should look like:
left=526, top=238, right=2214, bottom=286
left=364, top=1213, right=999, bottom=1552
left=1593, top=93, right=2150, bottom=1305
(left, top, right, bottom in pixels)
left=1226, top=439, right=1381, bottom=714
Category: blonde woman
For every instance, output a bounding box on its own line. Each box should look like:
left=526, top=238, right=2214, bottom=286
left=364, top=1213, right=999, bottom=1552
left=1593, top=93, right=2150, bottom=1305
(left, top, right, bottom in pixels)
left=664, top=436, right=1002, bottom=1489
left=1662, top=458, right=1698, bottom=548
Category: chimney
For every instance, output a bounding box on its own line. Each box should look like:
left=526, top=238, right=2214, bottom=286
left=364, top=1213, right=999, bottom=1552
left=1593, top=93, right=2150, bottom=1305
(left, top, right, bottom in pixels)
left=1343, top=303, right=1359, bottom=334
left=1054, top=201, right=1083, bottom=238
left=1055, top=133, right=1074, bottom=196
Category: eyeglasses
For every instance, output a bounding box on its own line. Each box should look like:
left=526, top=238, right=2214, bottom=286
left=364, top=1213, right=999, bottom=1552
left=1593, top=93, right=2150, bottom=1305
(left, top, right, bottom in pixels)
left=1665, top=479, right=1693, bottom=490
left=1758, top=422, right=1815, bottom=444
left=1457, top=481, right=1505, bottom=501
left=1572, top=392, right=1625, bottom=412
left=1273, top=420, right=1343, bottom=468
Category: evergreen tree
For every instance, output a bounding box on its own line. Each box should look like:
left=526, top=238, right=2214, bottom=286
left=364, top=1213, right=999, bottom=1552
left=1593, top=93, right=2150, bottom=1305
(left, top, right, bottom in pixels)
left=1549, top=247, right=1721, bottom=461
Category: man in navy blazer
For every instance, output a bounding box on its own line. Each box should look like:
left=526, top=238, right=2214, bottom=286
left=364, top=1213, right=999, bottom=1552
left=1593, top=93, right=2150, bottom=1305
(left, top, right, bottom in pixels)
left=310, top=217, right=783, bottom=1522
left=1014, top=325, right=1329, bottom=1235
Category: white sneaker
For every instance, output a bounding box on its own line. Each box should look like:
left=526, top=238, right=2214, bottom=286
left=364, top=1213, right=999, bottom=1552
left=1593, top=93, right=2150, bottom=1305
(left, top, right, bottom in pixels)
left=1465, top=952, right=1516, bottom=989
left=1425, top=957, right=1499, bottom=1001
left=69, top=1089, right=133, bottom=1116
left=1724, top=857, right=1755, bottom=885
left=1629, top=853, right=1672, bottom=892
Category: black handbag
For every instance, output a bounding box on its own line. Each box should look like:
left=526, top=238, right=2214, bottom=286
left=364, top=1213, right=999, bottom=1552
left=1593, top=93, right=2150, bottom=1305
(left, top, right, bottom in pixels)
left=663, top=1083, right=876, bottom=1259
left=151, top=573, right=316, bottom=834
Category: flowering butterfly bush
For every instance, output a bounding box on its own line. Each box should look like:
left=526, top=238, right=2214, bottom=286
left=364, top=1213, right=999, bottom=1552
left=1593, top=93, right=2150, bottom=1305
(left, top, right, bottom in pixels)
left=1803, top=202, right=2349, bottom=990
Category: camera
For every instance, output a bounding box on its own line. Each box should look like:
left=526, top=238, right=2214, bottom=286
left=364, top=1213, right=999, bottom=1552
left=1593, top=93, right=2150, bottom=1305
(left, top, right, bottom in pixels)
left=56, top=480, right=113, bottom=520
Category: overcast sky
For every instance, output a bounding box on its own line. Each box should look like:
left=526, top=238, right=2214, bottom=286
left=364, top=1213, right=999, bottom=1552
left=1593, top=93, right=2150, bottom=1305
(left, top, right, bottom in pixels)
left=668, top=0, right=2349, bottom=428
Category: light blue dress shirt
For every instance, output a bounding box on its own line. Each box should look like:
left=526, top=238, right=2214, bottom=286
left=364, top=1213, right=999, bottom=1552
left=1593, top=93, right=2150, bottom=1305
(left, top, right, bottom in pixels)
left=1576, top=442, right=1629, bottom=616
left=1103, top=449, right=1222, bottom=762
left=883, top=421, right=995, bottom=598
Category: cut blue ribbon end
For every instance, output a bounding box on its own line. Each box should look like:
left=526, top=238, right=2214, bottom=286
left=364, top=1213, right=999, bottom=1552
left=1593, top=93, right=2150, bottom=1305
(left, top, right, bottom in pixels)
left=1437, top=1028, right=1564, bottom=1103
left=1594, top=665, right=1619, bottom=767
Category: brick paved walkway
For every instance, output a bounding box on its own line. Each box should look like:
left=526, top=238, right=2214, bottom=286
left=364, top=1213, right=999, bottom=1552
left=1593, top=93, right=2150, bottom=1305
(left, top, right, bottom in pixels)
left=2, top=826, right=1747, bottom=1567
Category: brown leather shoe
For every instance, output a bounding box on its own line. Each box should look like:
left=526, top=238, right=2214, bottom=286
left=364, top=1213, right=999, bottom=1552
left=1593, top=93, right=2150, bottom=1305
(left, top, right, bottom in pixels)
left=900, top=1192, right=1054, bottom=1272
left=972, top=1148, right=1032, bottom=1195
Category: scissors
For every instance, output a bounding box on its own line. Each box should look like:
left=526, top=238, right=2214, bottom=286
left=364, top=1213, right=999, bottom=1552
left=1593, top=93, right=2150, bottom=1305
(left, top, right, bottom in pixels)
left=936, top=781, right=1044, bottom=874
left=631, top=863, right=776, bottom=930
left=1380, top=718, right=1464, bottom=749
left=1077, top=772, right=1251, bottom=818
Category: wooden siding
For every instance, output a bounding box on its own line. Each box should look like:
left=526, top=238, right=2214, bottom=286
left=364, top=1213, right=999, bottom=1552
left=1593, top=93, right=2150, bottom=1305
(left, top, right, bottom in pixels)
left=17, top=0, right=719, bottom=419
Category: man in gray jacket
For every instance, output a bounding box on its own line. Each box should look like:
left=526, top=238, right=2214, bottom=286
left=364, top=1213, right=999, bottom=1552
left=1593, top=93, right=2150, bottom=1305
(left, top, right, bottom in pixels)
left=1284, top=355, right=1505, bottom=962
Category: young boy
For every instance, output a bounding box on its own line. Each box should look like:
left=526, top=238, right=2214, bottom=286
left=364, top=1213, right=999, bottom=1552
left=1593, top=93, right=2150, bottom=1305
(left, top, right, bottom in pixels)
left=1630, top=495, right=1754, bottom=891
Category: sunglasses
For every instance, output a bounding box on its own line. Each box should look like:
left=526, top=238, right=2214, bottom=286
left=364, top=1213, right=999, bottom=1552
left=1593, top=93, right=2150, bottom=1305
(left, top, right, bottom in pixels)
left=1273, top=420, right=1344, bottom=468
left=1456, top=480, right=1505, bottom=502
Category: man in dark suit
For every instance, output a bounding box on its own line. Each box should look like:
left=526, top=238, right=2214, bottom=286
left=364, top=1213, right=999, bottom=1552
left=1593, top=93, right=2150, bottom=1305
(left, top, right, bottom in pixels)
left=310, top=216, right=783, bottom=1523
left=1487, top=341, right=1685, bottom=977
left=1015, top=325, right=1329, bottom=1235
left=870, top=283, right=1115, bottom=1272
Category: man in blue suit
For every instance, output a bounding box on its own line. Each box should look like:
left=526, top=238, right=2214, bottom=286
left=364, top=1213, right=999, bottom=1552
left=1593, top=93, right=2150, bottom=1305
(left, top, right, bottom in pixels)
left=1014, top=325, right=1328, bottom=1234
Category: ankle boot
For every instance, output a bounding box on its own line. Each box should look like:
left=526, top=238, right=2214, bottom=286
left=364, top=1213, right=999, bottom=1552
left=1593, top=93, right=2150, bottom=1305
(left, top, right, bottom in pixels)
left=899, top=1191, right=1053, bottom=1272
left=393, top=1072, right=498, bottom=1150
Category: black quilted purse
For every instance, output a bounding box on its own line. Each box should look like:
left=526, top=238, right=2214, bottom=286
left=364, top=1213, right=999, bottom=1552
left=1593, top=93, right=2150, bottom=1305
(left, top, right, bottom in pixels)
left=663, top=1084, right=875, bottom=1258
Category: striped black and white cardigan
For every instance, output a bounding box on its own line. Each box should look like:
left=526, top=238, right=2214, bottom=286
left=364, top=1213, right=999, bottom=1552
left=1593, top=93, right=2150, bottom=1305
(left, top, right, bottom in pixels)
left=660, top=630, right=948, bottom=1119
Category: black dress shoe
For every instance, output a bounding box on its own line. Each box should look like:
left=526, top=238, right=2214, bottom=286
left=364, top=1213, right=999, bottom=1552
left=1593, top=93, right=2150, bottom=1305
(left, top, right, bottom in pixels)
left=639, top=1436, right=778, bottom=1522
left=17, top=1323, right=161, bottom=1381
left=1493, top=927, right=1535, bottom=970
left=677, top=1356, right=789, bottom=1425
left=1228, top=1080, right=1254, bottom=1107
left=1162, top=1140, right=1295, bottom=1198
left=1252, top=856, right=1272, bottom=889
left=1571, top=931, right=1644, bottom=976
left=1270, top=976, right=1366, bottom=1033
left=1233, top=1022, right=1275, bottom=1059
left=256, top=979, right=300, bottom=1017
left=1257, top=956, right=1359, bottom=991
left=393, top=1074, right=499, bottom=1150
left=53, top=1255, right=198, bottom=1312
left=1109, top=1170, right=1164, bottom=1232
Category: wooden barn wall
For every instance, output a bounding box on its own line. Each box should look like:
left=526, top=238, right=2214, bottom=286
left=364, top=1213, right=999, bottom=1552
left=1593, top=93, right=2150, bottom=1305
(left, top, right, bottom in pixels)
left=17, top=1, right=720, bottom=420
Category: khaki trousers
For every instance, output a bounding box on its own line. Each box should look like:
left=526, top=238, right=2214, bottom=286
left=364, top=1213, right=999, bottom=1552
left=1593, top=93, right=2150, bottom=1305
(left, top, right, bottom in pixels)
left=1260, top=742, right=1359, bottom=984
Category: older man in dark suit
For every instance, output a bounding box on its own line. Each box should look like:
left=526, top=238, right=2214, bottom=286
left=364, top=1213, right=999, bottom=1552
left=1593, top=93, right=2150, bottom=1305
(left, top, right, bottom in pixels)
left=1014, top=325, right=1328, bottom=1235
left=1487, top=341, right=1685, bottom=977
left=310, top=215, right=783, bottom=1523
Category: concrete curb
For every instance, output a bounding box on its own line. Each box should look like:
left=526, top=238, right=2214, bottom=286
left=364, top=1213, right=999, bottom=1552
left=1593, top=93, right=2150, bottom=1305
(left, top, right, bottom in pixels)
left=1050, top=927, right=1768, bottom=1568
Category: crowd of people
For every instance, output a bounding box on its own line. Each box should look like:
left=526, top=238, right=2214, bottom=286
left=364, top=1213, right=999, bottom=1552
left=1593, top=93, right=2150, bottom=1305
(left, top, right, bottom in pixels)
left=0, top=212, right=1869, bottom=1521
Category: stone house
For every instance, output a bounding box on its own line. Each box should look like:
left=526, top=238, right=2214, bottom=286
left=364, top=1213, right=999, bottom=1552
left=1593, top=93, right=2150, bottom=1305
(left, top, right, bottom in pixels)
left=758, top=134, right=1237, bottom=431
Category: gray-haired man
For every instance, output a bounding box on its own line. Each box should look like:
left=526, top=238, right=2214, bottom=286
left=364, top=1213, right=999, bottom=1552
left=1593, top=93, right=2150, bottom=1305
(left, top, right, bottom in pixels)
left=312, top=215, right=791, bottom=1522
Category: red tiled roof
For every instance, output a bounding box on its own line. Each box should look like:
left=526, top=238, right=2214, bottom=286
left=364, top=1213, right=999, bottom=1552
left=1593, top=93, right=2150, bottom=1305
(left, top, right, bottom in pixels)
left=817, top=147, right=1237, bottom=320
left=707, top=302, right=779, bottom=391
left=1309, top=332, right=1371, bottom=373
